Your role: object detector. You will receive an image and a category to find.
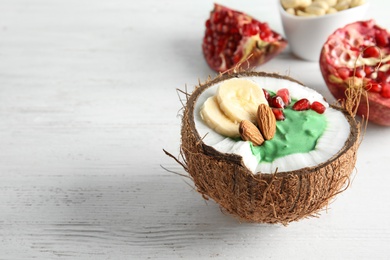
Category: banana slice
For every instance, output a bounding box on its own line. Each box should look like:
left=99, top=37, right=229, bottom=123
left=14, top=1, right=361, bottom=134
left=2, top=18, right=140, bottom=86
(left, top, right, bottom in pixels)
left=200, top=96, right=240, bottom=138
left=216, top=78, right=268, bottom=124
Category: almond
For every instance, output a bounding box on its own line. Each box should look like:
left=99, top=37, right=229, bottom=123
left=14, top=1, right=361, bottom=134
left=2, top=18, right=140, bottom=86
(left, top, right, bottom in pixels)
left=239, top=120, right=264, bottom=146
left=257, top=104, right=276, bottom=140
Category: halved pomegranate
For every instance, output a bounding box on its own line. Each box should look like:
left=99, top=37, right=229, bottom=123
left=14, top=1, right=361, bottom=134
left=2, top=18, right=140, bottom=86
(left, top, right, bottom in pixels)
left=320, top=20, right=390, bottom=126
left=202, top=4, right=287, bottom=72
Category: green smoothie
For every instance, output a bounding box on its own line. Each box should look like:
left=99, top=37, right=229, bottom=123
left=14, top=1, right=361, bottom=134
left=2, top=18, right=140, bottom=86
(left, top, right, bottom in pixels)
left=250, top=108, right=327, bottom=163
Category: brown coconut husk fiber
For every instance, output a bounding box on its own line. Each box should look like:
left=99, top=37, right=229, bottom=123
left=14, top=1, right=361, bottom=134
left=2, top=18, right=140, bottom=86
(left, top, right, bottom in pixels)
left=167, top=70, right=361, bottom=225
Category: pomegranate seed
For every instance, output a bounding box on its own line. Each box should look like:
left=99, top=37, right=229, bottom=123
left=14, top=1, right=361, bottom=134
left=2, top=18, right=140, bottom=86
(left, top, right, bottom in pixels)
left=362, top=21, right=371, bottom=27
left=350, top=45, right=360, bottom=52
left=355, top=67, right=366, bottom=78
left=206, top=19, right=211, bottom=28
left=365, top=82, right=382, bottom=93
left=212, top=11, right=222, bottom=24
left=216, top=38, right=227, bottom=53
left=381, top=83, right=390, bottom=98
left=260, top=30, right=272, bottom=40
left=259, top=22, right=269, bottom=32
left=226, top=41, right=234, bottom=50
left=341, top=52, right=351, bottom=62
left=224, top=48, right=233, bottom=57
left=262, top=89, right=270, bottom=101
left=311, top=101, right=326, bottom=114
left=225, top=59, right=233, bottom=68
left=362, top=46, right=380, bottom=58
left=214, top=56, right=223, bottom=68
left=216, top=24, right=223, bottom=32
left=232, top=33, right=241, bottom=42
left=377, top=71, right=390, bottom=83
left=292, top=98, right=310, bottom=111
left=230, top=27, right=239, bottom=34
left=276, top=88, right=291, bottom=105
left=233, top=53, right=242, bottom=63
left=375, top=29, right=389, bottom=47
left=337, top=67, right=351, bottom=80
left=222, top=25, right=230, bottom=34
left=224, top=16, right=231, bottom=25
left=344, top=31, right=351, bottom=40
left=243, top=23, right=259, bottom=36
left=269, top=96, right=285, bottom=109
left=364, top=66, right=375, bottom=77
left=272, top=108, right=285, bottom=121
left=363, top=34, right=374, bottom=42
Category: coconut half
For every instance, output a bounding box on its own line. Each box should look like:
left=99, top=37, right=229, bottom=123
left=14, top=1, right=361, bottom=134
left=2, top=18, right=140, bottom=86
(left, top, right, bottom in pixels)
left=178, top=71, right=360, bottom=225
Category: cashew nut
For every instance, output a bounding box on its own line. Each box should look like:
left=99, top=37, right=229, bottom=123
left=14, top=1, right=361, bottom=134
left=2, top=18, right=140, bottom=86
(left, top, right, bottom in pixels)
left=281, top=0, right=366, bottom=17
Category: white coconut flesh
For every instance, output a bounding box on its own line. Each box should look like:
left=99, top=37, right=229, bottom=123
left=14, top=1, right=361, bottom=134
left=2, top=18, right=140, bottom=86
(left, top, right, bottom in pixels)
left=194, top=76, right=350, bottom=173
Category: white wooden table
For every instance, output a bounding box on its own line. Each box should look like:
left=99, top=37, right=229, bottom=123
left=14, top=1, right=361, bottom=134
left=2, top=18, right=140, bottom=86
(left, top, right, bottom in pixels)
left=1, top=0, right=389, bottom=259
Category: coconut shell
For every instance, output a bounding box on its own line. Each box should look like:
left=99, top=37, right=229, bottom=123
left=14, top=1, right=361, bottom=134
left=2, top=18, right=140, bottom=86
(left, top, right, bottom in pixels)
left=180, top=71, right=360, bottom=225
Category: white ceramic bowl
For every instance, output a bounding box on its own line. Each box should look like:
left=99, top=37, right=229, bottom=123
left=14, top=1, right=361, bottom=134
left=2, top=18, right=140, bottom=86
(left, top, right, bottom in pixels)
left=279, top=2, right=369, bottom=61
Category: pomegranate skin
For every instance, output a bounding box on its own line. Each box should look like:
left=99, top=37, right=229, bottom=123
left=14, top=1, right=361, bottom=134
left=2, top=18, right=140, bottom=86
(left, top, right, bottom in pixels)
left=319, top=20, right=390, bottom=126
left=322, top=73, right=390, bottom=126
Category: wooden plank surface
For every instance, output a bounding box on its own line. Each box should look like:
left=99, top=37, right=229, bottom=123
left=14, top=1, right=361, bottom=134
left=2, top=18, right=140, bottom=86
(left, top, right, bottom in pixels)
left=1, top=0, right=390, bottom=259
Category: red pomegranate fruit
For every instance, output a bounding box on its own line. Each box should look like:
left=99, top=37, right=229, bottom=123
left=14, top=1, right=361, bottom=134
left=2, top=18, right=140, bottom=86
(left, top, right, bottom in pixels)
left=320, top=20, right=390, bottom=126
left=202, top=4, right=287, bottom=72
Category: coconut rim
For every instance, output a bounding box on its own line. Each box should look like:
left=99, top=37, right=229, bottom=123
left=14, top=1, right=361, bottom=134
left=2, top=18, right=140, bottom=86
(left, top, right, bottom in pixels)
left=185, top=70, right=360, bottom=178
